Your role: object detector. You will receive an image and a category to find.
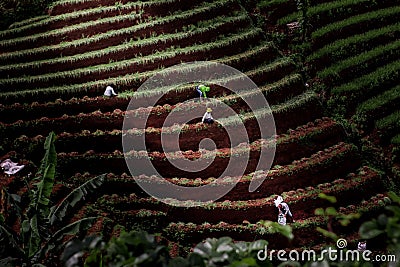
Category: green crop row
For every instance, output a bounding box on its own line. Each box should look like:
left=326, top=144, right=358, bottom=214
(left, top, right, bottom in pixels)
left=0, top=90, right=315, bottom=145
left=235, top=90, right=317, bottom=124
left=392, top=134, right=400, bottom=146
left=103, top=166, right=377, bottom=214
left=163, top=193, right=388, bottom=244
left=355, top=84, right=400, bottom=117
left=331, top=60, right=400, bottom=96
left=0, top=0, right=150, bottom=39
left=0, top=42, right=278, bottom=112
left=278, top=0, right=377, bottom=25
left=163, top=141, right=356, bottom=191
left=49, top=0, right=149, bottom=10
left=128, top=90, right=315, bottom=137
left=311, top=5, right=400, bottom=40
left=8, top=15, right=48, bottom=29
left=0, top=11, right=147, bottom=48
left=125, top=56, right=292, bottom=100
left=0, top=27, right=263, bottom=90
left=317, top=40, right=400, bottom=81
left=218, top=42, right=279, bottom=67
left=124, top=72, right=301, bottom=122
left=376, top=110, right=400, bottom=132
left=0, top=0, right=234, bottom=54
left=307, top=22, right=400, bottom=63
left=0, top=12, right=248, bottom=75
left=0, top=40, right=269, bottom=102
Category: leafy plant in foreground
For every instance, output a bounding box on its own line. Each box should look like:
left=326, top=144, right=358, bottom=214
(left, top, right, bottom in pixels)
left=0, top=132, right=105, bottom=266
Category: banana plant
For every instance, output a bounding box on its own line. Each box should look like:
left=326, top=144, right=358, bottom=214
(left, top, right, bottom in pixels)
left=0, top=132, right=105, bottom=266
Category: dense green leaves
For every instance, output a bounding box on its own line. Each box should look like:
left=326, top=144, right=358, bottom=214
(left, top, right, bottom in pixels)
left=0, top=132, right=105, bottom=266
left=63, top=232, right=272, bottom=267
left=49, top=174, right=106, bottom=224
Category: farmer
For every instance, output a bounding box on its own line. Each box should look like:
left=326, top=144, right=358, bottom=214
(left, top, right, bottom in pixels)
left=202, top=107, right=214, bottom=124
left=196, top=84, right=210, bottom=101
left=104, top=84, right=118, bottom=97
left=274, top=196, right=295, bottom=225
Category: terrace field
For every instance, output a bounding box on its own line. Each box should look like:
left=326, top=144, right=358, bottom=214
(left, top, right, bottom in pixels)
left=0, top=0, right=399, bottom=265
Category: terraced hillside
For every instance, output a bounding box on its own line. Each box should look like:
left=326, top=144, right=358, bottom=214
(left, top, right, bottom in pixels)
left=0, top=0, right=393, bottom=261
left=264, top=0, right=400, bottom=178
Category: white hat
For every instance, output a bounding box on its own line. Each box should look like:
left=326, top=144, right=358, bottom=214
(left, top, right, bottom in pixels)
left=274, top=196, right=283, bottom=207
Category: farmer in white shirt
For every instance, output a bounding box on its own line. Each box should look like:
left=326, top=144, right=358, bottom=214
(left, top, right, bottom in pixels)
left=202, top=108, right=214, bottom=124
left=274, top=195, right=295, bottom=225
left=104, top=85, right=117, bottom=97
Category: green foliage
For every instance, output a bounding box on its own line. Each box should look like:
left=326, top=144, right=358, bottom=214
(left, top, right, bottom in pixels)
left=257, top=220, right=294, bottom=240
left=359, top=192, right=400, bottom=252
left=64, top=232, right=272, bottom=267
left=376, top=110, right=400, bottom=132
left=311, top=5, right=400, bottom=40
left=355, top=84, right=400, bottom=125
left=192, top=237, right=270, bottom=267
left=332, top=60, right=400, bottom=100
left=48, top=174, right=105, bottom=225
left=318, top=193, right=337, bottom=204
left=0, top=132, right=105, bottom=266
left=317, top=41, right=400, bottom=83
left=278, top=0, right=376, bottom=25
left=315, top=193, right=360, bottom=242
left=308, top=23, right=400, bottom=64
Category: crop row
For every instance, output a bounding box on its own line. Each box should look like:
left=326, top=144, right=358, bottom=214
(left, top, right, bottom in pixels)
left=376, top=111, right=400, bottom=141
left=161, top=193, right=389, bottom=248
left=62, top=71, right=300, bottom=131
left=0, top=1, right=144, bottom=39
left=8, top=15, right=47, bottom=29
left=354, top=85, right=400, bottom=129
left=278, top=0, right=396, bottom=26
left=48, top=0, right=191, bottom=16
left=310, top=5, right=400, bottom=49
left=0, top=43, right=280, bottom=122
left=0, top=13, right=251, bottom=78
left=0, top=56, right=294, bottom=117
left=331, top=60, right=400, bottom=101
left=55, top=132, right=353, bottom=180
left=0, top=0, right=237, bottom=54
left=69, top=138, right=354, bottom=202
left=307, top=23, right=400, bottom=69
left=0, top=28, right=263, bottom=91
left=0, top=42, right=285, bottom=103
left=316, top=40, right=400, bottom=85
left=10, top=117, right=340, bottom=172
left=96, top=166, right=379, bottom=225
left=125, top=73, right=303, bottom=125
left=0, top=91, right=320, bottom=152
left=0, top=53, right=292, bottom=107
left=0, top=11, right=147, bottom=51
left=1, top=0, right=203, bottom=40
left=123, top=58, right=295, bottom=106
left=1, top=11, right=148, bottom=49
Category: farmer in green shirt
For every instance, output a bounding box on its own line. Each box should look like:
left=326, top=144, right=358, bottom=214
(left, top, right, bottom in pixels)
left=196, top=84, right=210, bottom=102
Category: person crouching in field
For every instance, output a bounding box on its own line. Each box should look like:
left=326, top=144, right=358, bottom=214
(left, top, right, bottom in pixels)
left=196, top=84, right=210, bottom=102
left=202, top=108, right=214, bottom=124
left=104, top=84, right=118, bottom=97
